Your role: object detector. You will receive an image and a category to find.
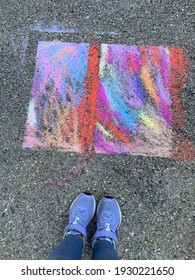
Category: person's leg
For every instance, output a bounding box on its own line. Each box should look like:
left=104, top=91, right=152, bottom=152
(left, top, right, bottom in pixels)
left=91, top=196, right=121, bottom=260
left=48, top=235, right=84, bottom=260
left=92, top=239, right=120, bottom=260
left=48, top=192, right=96, bottom=260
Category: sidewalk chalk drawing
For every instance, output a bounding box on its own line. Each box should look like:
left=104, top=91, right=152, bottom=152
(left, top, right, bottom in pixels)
left=23, top=41, right=194, bottom=160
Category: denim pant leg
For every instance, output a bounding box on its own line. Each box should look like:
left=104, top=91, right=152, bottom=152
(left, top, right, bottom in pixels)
left=91, top=240, right=120, bottom=260
left=48, top=235, right=84, bottom=260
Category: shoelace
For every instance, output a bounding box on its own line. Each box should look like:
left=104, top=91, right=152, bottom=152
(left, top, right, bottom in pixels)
left=71, top=208, right=87, bottom=227
left=99, top=212, right=115, bottom=232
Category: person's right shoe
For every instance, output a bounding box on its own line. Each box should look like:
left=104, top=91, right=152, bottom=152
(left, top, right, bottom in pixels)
left=63, top=192, right=96, bottom=241
left=92, top=196, right=122, bottom=249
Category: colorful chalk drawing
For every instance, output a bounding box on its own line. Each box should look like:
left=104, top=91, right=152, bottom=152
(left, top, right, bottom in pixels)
left=23, top=41, right=194, bottom=160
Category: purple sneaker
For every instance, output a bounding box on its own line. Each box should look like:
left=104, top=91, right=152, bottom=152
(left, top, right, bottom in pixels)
left=63, top=192, right=96, bottom=240
left=92, top=196, right=122, bottom=248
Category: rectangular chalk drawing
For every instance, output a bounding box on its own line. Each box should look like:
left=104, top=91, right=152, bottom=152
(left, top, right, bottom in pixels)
left=23, top=41, right=194, bottom=159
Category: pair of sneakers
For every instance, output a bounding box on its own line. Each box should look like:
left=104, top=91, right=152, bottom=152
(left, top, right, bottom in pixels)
left=63, top=192, right=122, bottom=249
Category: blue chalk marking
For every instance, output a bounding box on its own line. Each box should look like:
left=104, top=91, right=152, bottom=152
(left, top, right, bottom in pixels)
left=101, top=76, right=139, bottom=130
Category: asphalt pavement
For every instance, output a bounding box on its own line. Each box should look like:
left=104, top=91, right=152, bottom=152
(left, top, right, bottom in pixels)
left=1, top=0, right=195, bottom=259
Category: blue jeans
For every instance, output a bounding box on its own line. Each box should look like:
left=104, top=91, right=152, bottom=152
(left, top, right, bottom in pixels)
left=48, top=235, right=120, bottom=260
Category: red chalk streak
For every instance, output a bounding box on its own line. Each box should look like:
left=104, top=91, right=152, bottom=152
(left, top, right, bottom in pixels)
left=150, top=46, right=161, bottom=69
left=169, top=47, right=195, bottom=160
left=139, top=46, right=149, bottom=66
left=173, top=135, right=195, bottom=161
left=79, top=42, right=101, bottom=152
left=168, top=47, right=189, bottom=128
left=106, top=121, right=132, bottom=145
left=128, top=53, right=139, bottom=73
left=44, top=151, right=94, bottom=188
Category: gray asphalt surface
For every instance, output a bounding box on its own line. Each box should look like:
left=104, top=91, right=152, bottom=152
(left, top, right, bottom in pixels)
left=1, top=0, right=195, bottom=260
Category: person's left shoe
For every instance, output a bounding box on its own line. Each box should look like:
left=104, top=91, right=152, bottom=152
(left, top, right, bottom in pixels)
left=63, top=192, right=96, bottom=241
